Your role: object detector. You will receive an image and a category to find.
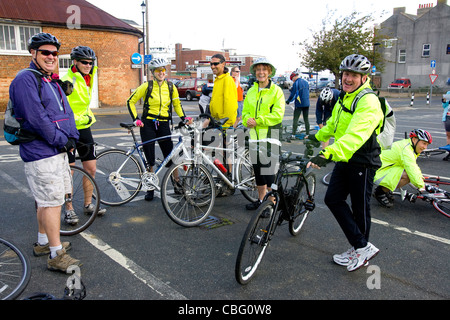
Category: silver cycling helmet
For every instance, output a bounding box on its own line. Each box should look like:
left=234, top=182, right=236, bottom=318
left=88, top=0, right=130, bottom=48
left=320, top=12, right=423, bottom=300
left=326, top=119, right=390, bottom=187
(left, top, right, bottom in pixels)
left=149, top=58, right=168, bottom=71
left=409, top=129, right=432, bottom=144
left=250, top=57, right=276, bottom=78
left=339, top=54, right=371, bottom=75
left=319, top=87, right=334, bottom=103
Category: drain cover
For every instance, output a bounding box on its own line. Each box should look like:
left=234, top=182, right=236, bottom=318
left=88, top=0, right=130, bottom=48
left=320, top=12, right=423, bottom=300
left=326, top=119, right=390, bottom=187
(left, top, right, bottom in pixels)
left=198, top=216, right=233, bottom=229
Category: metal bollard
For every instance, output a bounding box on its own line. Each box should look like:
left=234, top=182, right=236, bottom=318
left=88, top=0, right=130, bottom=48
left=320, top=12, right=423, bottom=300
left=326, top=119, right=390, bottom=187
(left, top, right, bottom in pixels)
left=410, top=92, right=415, bottom=106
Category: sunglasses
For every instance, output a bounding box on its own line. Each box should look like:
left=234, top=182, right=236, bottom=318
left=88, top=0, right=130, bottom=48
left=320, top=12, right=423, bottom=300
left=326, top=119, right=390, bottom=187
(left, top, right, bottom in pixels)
left=37, top=49, right=59, bottom=57
left=154, top=67, right=166, bottom=72
left=79, top=60, right=94, bottom=66
left=210, top=62, right=223, bottom=66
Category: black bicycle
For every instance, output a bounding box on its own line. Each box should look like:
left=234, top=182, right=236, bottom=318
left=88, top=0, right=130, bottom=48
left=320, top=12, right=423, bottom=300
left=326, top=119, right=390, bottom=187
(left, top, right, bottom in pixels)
left=0, top=238, right=31, bottom=300
left=235, top=152, right=316, bottom=285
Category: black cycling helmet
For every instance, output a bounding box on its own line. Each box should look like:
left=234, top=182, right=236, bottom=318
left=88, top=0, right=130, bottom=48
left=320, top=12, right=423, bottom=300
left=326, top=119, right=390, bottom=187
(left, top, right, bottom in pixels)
left=70, top=46, right=96, bottom=61
left=28, top=32, right=61, bottom=52
left=339, top=54, right=371, bottom=75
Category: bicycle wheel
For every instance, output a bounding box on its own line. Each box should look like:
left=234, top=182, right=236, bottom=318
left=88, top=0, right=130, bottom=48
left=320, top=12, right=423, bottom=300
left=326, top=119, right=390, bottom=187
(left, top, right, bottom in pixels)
left=96, top=149, right=143, bottom=206
left=60, top=166, right=99, bottom=236
left=432, top=199, right=450, bottom=218
left=322, top=171, right=332, bottom=186
left=237, top=149, right=258, bottom=203
left=161, top=162, right=216, bottom=227
left=289, top=172, right=316, bottom=236
left=235, top=200, right=273, bottom=285
left=0, top=238, right=31, bottom=300
left=420, top=149, right=447, bottom=158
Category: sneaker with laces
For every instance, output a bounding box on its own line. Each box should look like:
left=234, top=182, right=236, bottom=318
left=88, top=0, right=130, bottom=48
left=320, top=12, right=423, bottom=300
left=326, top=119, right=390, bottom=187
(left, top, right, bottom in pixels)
left=347, top=242, right=379, bottom=272
left=33, top=241, right=72, bottom=257
left=333, top=247, right=355, bottom=266
left=374, top=186, right=393, bottom=208
left=83, top=203, right=106, bottom=216
left=47, top=248, right=82, bottom=272
left=64, top=209, right=79, bottom=225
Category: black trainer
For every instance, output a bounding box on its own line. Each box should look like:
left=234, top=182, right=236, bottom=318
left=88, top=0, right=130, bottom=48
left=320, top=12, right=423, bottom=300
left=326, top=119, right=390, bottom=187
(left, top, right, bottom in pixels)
left=145, top=190, right=154, bottom=201
left=245, top=200, right=261, bottom=210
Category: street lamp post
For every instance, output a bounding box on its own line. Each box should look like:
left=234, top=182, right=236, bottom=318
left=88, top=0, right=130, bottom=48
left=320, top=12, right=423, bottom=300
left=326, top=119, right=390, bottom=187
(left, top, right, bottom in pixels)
left=141, top=1, right=146, bottom=79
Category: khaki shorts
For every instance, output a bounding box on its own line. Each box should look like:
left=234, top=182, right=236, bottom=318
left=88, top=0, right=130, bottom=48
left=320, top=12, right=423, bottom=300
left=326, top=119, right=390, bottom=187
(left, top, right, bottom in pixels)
left=24, top=153, right=72, bottom=207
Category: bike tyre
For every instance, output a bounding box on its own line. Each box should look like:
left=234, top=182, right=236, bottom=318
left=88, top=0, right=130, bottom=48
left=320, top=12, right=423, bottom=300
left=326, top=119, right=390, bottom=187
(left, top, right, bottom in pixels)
left=0, top=238, right=31, bottom=300
left=96, top=149, right=143, bottom=206
left=432, top=199, right=450, bottom=218
left=235, top=201, right=273, bottom=285
left=161, top=162, right=215, bottom=227
left=60, top=166, right=99, bottom=236
left=289, top=172, right=316, bottom=236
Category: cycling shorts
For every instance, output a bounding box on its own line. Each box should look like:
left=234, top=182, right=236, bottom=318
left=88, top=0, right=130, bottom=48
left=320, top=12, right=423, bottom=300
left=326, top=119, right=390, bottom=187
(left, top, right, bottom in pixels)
left=68, top=128, right=96, bottom=163
left=24, top=153, right=72, bottom=207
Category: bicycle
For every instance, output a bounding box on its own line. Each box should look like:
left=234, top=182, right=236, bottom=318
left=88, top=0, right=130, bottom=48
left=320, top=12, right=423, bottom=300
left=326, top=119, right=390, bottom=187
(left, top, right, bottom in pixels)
left=160, top=114, right=258, bottom=227
left=392, top=184, right=450, bottom=218
left=0, top=237, right=31, bottom=300
left=419, top=144, right=450, bottom=159
left=423, top=174, right=450, bottom=186
left=235, top=152, right=316, bottom=285
left=95, top=117, right=256, bottom=227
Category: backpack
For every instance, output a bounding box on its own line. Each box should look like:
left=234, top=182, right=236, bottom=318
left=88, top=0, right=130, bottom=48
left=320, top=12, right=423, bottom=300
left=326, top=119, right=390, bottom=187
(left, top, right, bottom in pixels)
left=344, top=88, right=396, bottom=150
left=142, top=80, right=174, bottom=122
left=3, top=68, right=43, bottom=145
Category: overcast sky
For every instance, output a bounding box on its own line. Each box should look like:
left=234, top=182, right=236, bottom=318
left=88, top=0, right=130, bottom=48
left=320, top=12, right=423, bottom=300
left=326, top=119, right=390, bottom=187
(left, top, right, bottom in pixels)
left=86, top=0, right=433, bottom=74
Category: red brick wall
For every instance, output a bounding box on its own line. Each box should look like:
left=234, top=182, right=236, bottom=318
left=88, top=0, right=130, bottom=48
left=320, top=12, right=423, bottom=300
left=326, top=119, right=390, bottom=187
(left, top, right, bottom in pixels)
left=0, top=26, right=141, bottom=111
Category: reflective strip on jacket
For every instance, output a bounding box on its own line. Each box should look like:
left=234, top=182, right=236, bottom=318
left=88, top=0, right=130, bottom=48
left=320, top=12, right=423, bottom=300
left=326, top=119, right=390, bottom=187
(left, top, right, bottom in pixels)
left=373, top=138, right=424, bottom=191
left=61, top=66, right=97, bottom=130
left=315, top=79, right=383, bottom=167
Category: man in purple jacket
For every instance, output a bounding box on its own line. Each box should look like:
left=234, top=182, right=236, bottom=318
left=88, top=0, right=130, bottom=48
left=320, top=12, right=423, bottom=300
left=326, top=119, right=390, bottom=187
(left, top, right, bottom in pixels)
left=9, top=33, right=81, bottom=272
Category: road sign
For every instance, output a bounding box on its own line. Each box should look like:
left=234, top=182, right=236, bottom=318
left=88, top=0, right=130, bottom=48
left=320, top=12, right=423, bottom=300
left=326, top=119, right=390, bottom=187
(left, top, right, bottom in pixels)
left=429, top=74, right=438, bottom=84
left=144, top=54, right=152, bottom=65
left=372, top=66, right=376, bottom=73
left=131, top=53, right=142, bottom=64
left=431, top=60, right=436, bottom=68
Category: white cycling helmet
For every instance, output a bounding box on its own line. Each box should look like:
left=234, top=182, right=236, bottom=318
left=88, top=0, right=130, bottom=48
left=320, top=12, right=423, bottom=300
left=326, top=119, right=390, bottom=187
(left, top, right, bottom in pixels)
left=339, top=54, right=371, bottom=75
left=319, top=87, right=334, bottom=103
left=149, top=58, right=168, bottom=71
left=250, top=57, right=276, bottom=78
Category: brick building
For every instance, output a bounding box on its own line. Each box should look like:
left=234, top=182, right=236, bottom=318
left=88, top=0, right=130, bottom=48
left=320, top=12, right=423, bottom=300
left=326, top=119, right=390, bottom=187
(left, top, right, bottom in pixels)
left=0, top=0, right=143, bottom=111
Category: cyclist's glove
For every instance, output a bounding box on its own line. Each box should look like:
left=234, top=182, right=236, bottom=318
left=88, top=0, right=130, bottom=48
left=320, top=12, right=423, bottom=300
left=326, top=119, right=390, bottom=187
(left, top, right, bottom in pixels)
left=61, top=138, right=76, bottom=152
left=310, top=154, right=330, bottom=168
left=305, top=134, right=321, bottom=148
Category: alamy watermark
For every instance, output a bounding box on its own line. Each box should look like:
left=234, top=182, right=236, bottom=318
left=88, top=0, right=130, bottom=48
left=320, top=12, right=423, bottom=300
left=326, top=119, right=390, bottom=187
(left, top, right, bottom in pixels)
left=66, top=5, right=81, bottom=29
left=366, top=265, right=381, bottom=290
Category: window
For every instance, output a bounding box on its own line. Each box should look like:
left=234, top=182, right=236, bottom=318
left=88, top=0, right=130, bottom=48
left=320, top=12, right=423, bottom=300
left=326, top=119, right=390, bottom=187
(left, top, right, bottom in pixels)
left=0, top=24, right=41, bottom=54
left=398, top=49, right=406, bottom=63
left=59, top=56, right=72, bottom=69
left=422, top=44, right=431, bottom=57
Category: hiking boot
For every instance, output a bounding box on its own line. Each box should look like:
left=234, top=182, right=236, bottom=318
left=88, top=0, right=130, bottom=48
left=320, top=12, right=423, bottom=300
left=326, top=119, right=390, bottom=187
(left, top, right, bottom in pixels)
left=347, top=243, right=379, bottom=272
left=33, top=241, right=72, bottom=257
left=374, top=186, right=393, bottom=208
left=145, top=190, right=154, bottom=201
left=245, top=200, right=261, bottom=210
left=47, top=248, right=82, bottom=272
left=84, top=203, right=106, bottom=216
left=64, top=209, right=79, bottom=225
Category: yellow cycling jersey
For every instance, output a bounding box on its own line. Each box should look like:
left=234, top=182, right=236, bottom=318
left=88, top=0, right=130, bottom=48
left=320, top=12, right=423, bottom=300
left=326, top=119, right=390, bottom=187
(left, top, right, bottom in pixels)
left=127, top=80, right=184, bottom=121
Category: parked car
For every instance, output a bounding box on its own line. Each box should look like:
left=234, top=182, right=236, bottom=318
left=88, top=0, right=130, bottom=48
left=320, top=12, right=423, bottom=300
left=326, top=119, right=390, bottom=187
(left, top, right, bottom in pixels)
left=309, top=80, right=331, bottom=93
left=176, top=78, right=208, bottom=100
left=240, top=77, right=249, bottom=91
left=388, top=78, right=411, bottom=89
left=273, top=76, right=292, bottom=89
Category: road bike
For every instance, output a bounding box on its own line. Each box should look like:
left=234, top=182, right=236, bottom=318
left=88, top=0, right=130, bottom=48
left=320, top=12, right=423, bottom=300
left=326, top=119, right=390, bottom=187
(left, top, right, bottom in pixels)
left=419, top=144, right=450, bottom=159
left=0, top=237, right=31, bottom=300
left=392, top=184, right=450, bottom=218
left=59, top=165, right=100, bottom=236
left=160, top=115, right=258, bottom=227
left=235, top=152, right=316, bottom=285
left=423, top=174, right=450, bottom=186
left=95, top=117, right=256, bottom=227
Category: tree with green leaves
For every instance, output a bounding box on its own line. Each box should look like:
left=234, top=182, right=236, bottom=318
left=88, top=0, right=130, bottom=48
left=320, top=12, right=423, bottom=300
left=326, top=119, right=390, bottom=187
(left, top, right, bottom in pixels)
left=299, top=10, right=384, bottom=87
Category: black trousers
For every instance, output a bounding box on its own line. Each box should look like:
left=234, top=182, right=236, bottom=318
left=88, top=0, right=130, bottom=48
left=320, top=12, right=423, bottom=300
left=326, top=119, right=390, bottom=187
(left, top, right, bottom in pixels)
left=324, top=162, right=376, bottom=249
left=140, top=119, right=173, bottom=168
left=293, top=107, right=310, bottom=135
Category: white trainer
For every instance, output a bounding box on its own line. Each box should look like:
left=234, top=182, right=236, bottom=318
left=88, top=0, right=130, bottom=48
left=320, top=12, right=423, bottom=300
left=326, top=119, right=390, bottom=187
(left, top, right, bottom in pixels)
left=347, top=242, right=379, bottom=272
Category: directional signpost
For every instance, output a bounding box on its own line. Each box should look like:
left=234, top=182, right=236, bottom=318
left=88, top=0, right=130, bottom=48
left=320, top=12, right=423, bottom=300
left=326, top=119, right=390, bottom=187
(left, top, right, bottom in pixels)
left=429, top=60, right=438, bottom=103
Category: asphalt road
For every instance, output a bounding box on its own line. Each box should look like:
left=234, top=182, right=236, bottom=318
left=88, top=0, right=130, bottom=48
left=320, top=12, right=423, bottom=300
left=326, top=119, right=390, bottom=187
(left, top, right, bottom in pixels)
left=1, top=92, right=449, bottom=307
